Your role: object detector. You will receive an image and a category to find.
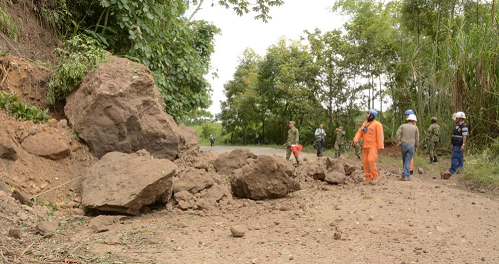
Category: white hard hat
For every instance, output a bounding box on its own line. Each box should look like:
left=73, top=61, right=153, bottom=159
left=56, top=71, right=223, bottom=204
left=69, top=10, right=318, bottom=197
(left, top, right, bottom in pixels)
left=455, top=112, right=466, bottom=119
left=452, top=113, right=456, bottom=121
left=407, top=114, right=417, bottom=122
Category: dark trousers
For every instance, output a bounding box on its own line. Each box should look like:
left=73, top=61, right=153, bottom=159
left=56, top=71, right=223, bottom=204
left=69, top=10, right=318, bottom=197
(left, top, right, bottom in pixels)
left=317, top=140, right=323, bottom=157
left=449, top=145, right=464, bottom=173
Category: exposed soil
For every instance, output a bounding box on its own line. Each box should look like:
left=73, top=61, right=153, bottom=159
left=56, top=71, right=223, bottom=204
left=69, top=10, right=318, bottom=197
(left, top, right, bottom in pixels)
left=1, top=147, right=496, bottom=264
left=0, top=2, right=60, bottom=64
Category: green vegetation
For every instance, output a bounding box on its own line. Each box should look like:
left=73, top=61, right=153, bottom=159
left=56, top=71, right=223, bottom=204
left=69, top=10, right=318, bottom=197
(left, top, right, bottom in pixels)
left=0, top=91, right=51, bottom=123
left=0, top=6, right=18, bottom=40
left=48, top=35, right=106, bottom=104
left=464, top=139, right=499, bottom=192
left=30, top=0, right=283, bottom=120
left=220, top=0, right=499, bottom=151
left=192, top=122, right=223, bottom=146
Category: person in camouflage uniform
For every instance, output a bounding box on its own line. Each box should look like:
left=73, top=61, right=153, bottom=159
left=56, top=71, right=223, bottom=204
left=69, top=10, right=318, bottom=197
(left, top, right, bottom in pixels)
left=334, top=126, right=345, bottom=158
left=353, top=123, right=362, bottom=159
left=426, top=117, right=441, bottom=163
left=285, top=121, right=300, bottom=166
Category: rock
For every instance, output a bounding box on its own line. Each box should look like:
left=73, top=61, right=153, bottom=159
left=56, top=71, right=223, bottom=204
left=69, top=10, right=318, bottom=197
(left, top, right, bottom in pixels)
left=173, top=169, right=215, bottom=194
left=418, top=168, right=424, bottom=174
left=176, top=124, right=200, bottom=163
left=21, top=131, right=70, bottom=160
left=28, top=126, right=39, bottom=136
left=230, top=225, right=247, bottom=237
left=334, top=231, right=342, bottom=240
left=344, top=163, right=357, bottom=176
left=202, top=184, right=232, bottom=204
left=177, top=200, right=192, bottom=210
left=18, top=211, right=29, bottom=221
left=231, top=155, right=301, bottom=200
left=8, top=228, right=21, bottom=239
left=70, top=141, right=80, bottom=152
left=65, top=56, right=180, bottom=160
left=192, top=150, right=219, bottom=171
left=0, top=133, right=18, bottom=160
left=441, top=171, right=452, bottom=180
left=174, top=191, right=194, bottom=203
left=82, top=150, right=177, bottom=215
left=35, top=221, right=58, bottom=235
left=325, top=171, right=347, bottom=185
left=70, top=208, right=85, bottom=216
left=195, top=198, right=209, bottom=210
left=12, top=189, right=33, bottom=206
left=0, top=180, right=9, bottom=193
left=57, top=119, right=68, bottom=129
left=89, top=215, right=124, bottom=233
left=214, top=148, right=257, bottom=175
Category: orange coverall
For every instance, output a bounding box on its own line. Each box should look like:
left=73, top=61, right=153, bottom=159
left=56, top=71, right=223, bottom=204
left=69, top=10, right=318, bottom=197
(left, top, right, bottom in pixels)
left=353, top=120, right=385, bottom=181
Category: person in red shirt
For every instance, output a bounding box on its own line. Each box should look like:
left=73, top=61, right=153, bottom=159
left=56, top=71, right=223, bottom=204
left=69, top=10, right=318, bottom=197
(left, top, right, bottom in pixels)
left=353, top=109, right=385, bottom=185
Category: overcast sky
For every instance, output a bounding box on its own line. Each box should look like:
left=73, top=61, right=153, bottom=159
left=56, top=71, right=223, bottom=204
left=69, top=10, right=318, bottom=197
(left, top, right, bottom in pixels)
left=189, top=0, right=347, bottom=115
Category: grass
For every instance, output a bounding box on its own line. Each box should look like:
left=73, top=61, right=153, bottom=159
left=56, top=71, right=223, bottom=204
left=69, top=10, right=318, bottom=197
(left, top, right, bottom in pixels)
left=463, top=156, right=499, bottom=193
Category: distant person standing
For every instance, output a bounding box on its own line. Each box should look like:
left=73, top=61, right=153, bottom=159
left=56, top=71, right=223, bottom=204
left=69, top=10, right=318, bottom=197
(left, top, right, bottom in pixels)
left=404, top=109, right=416, bottom=175
left=334, top=126, right=345, bottom=158
left=353, top=123, right=362, bottom=160
left=442, top=112, right=468, bottom=179
left=210, top=135, right=215, bottom=147
left=314, top=124, right=326, bottom=157
left=396, top=114, right=419, bottom=181
left=426, top=117, right=441, bottom=163
left=284, top=121, right=300, bottom=167
left=353, top=109, right=384, bottom=185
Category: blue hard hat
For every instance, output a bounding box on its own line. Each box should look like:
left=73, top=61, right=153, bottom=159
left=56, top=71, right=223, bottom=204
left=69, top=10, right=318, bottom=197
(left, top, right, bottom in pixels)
left=404, top=109, right=414, bottom=115
left=368, top=109, right=378, bottom=118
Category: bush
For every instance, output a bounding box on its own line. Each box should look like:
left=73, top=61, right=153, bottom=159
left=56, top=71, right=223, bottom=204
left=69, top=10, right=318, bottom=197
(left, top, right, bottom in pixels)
left=0, top=91, right=51, bottom=124
left=48, top=35, right=106, bottom=104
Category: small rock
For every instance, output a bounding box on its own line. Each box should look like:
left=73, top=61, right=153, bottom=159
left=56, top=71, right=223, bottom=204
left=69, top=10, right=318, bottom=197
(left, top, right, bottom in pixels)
left=89, top=215, right=123, bottom=233
left=333, top=232, right=341, bottom=240
left=417, top=168, right=424, bottom=174
left=289, top=256, right=294, bottom=260
left=36, top=221, right=58, bottom=236
left=18, top=212, right=29, bottom=221
left=369, top=216, right=374, bottom=221
left=12, top=189, right=33, bottom=206
left=230, top=225, right=247, bottom=237
left=53, top=211, right=64, bottom=217
left=70, top=208, right=85, bottom=216
left=8, top=228, right=21, bottom=239
left=177, top=200, right=192, bottom=211
left=29, top=126, right=39, bottom=136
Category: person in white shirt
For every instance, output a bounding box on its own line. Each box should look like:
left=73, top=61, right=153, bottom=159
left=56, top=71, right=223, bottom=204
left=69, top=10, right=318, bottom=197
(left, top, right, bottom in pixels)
left=314, top=124, right=326, bottom=157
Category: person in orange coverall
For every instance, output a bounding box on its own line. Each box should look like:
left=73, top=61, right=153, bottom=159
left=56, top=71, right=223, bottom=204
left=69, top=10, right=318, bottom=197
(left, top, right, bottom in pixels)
left=404, top=109, right=416, bottom=175
left=353, top=109, right=385, bottom=185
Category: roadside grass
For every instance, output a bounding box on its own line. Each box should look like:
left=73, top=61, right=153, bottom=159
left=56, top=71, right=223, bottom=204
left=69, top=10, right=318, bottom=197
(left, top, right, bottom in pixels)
left=463, top=156, right=499, bottom=193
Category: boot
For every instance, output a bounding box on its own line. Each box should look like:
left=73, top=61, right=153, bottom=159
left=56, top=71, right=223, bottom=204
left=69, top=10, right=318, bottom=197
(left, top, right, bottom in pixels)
left=430, top=157, right=433, bottom=163
left=433, top=156, right=438, bottom=163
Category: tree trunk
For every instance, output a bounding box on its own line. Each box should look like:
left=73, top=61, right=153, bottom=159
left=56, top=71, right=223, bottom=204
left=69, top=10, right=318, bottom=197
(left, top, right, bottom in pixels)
left=243, top=119, right=247, bottom=145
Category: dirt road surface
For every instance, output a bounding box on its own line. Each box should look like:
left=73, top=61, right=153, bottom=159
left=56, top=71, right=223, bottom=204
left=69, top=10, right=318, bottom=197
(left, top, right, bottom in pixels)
left=39, top=147, right=499, bottom=264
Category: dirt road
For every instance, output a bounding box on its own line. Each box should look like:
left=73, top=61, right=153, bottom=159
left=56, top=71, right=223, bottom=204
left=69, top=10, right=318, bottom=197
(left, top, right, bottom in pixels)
left=39, top=147, right=499, bottom=264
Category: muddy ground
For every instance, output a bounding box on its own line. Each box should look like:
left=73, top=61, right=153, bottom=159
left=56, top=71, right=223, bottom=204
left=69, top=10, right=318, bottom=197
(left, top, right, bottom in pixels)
left=4, top=147, right=499, bottom=264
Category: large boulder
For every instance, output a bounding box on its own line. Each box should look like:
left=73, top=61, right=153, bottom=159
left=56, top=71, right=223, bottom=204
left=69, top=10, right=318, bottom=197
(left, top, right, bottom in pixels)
left=214, top=148, right=257, bottom=175
left=297, top=157, right=354, bottom=185
left=231, top=155, right=301, bottom=200
left=65, top=56, right=180, bottom=160
left=177, top=124, right=200, bottom=160
left=82, top=150, right=177, bottom=215
left=20, top=131, right=70, bottom=160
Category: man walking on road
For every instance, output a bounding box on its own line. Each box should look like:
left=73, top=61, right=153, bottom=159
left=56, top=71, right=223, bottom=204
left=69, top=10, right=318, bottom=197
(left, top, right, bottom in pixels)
left=334, top=126, right=345, bottom=158
left=353, top=123, right=362, bottom=160
left=404, top=109, right=416, bottom=175
left=426, top=117, right=441, bottom=163
left=315, top=124, right=326, bottom=157
left=396, top=114, right=419, bottom=181
left=285, top=121, right=300, bottom=167
left=210, top=135, right=215, bottom=148
left=353, top=110, right=384, bottom=185
left=442, top=112, right=468, bottom=179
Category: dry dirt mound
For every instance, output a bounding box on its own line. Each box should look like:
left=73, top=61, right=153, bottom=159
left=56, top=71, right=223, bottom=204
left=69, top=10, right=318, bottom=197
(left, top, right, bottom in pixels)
left=65, top=55, right=180, bottom=160
left=297, top=157, right=362, bottom=184
left=82, top=150, right=177, bottom=215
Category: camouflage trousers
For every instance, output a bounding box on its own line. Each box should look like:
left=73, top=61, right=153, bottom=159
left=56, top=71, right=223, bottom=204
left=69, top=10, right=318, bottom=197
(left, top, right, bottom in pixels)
left=334, top=143, right=344, bottom=156
left=428, top=141, right=438, bottom=159
left=286, top=146, right=300, bottom=163
left=354, top=143, right=362, bottom=158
